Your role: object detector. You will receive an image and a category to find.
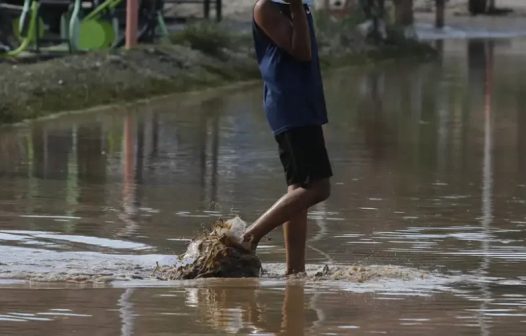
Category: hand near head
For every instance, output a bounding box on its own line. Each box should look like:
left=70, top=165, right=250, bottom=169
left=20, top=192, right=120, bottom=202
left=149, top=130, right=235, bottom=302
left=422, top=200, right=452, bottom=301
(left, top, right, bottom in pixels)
left=254, top=0, right=312, bottom=61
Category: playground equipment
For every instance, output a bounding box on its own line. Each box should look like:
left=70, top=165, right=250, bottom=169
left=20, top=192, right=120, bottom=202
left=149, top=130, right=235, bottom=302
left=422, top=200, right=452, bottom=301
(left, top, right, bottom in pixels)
left=0, top=0, right=168, bottom=56
left=76, top=0, right=168, bottom=50
left=163, top=0, right=222, bottom=23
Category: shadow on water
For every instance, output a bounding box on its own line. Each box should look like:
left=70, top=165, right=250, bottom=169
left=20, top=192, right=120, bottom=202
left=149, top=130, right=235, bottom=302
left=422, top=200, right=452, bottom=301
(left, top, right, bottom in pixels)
left=1, top=38, right=526, bottom=334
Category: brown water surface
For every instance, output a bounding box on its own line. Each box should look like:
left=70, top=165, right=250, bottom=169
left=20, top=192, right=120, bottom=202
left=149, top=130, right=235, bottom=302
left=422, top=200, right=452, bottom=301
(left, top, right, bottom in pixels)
left=1, top=38, right=526, bottom=335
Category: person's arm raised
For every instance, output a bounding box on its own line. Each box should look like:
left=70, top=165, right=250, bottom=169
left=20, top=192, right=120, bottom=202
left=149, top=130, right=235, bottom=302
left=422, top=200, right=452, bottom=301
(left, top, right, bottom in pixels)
left=254, top=0, right=312, bottom=62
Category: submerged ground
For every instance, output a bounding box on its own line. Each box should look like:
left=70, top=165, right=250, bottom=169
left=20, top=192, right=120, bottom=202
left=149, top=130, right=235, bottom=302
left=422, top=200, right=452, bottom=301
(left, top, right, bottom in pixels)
left=0, top=37, right=525, bottom=335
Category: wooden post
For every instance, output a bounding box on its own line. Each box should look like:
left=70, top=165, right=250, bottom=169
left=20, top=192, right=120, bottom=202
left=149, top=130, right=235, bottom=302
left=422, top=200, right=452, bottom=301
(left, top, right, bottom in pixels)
left=435, top=0, right=445, bottom=28
left=216, top=0, right=222, bottom=22
left=204, top=0, right=210, bottom=20
left=469, top=0, right=488, bottom=15
left=393, top=0, right=414, bottom=26
left=125, top=0, right=139, bottom=49
left=488, top=0, right=496, bottom=11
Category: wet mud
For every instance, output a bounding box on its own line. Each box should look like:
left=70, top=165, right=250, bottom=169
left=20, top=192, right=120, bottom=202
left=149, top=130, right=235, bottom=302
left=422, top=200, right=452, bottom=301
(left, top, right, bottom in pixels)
left=155, top=218, right=262, bottom=279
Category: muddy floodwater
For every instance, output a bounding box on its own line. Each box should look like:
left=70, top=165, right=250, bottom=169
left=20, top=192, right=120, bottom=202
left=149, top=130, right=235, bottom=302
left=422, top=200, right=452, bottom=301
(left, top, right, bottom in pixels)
left=1, top=38, right=526, bottom=335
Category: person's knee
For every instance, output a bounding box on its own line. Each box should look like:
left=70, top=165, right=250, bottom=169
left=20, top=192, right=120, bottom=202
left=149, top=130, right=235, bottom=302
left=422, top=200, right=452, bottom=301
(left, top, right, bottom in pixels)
left=311, top=179, right=331, bottom=204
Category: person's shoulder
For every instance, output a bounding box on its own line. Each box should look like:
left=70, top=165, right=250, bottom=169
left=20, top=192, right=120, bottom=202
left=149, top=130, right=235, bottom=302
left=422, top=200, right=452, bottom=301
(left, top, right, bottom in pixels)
left=254, top=0, right=277, bottom=16
left=254, top=0, right=267, bottom=11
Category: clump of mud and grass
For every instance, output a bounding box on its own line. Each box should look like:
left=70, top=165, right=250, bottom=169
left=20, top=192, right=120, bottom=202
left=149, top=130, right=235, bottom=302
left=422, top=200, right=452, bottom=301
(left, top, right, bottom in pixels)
left=155, top=217, right=261, bottom=279
left=0, top=18, right=436, bottom=124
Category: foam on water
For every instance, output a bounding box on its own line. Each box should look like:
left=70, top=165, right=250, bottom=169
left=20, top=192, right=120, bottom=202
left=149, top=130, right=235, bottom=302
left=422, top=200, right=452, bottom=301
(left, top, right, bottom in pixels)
left=0, top=243, right=454, bottom=296
left=0, top=225, right=517, bottom=295
left=0, top=223, right=522, bottom=296
left=0, top=230, right=152, bottom=250
left=0, top=245, right=176, bottom=283
left=260, top=263, right=454, bottom=295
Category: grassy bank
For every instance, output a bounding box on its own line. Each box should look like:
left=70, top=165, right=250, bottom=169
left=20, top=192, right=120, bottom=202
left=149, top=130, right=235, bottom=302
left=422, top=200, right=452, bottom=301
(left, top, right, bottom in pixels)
left=0, top=19, right=436, bottom=124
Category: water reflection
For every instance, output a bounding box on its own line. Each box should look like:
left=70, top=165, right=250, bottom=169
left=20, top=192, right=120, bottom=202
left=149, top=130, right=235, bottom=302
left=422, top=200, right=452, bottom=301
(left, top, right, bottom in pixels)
left=281, top=284, right=308, bottom=335
left=119, top=114, right=140, bottom=236
left=118, top=288, right=135, bottom=336
left=198, top=98, right=221, bottom=208
left=4, top=279, right=524, bottom=335
left=472, top=38, right=495, bottom=336
left=183, top=281, right=315, bottom=335
left=0, top=284, right=327, bottom=335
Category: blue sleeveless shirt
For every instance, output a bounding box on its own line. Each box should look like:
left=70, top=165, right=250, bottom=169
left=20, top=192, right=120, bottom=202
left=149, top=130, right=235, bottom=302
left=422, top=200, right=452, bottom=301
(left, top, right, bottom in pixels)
left=252, top=3, right=328, bottom=135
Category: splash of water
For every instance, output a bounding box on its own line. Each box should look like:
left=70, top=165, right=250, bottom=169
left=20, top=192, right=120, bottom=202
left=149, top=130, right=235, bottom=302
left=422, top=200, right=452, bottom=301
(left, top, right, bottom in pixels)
left=154, top=217, right=262, bottom=279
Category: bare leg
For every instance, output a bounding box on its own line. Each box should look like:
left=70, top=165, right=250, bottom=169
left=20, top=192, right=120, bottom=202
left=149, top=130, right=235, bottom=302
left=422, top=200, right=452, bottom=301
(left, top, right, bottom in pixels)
left=283, top=206, right=308, bottom=275
left=244, top=178, right=330, bottom=249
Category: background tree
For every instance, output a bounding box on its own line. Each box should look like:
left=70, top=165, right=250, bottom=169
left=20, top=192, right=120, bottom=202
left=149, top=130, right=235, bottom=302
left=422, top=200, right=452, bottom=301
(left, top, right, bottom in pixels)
left=488, top=0, right=496, bottom=10
left=358, top=0, right=386, bottom=40
left=436, top=0, right=445, bottom=28
left=392, top=0, right=414, bottom=26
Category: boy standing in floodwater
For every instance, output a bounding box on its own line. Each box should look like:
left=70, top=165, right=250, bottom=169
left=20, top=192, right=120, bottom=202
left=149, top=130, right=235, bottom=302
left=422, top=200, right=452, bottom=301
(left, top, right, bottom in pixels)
left=241, top=0, right=332, bottom=275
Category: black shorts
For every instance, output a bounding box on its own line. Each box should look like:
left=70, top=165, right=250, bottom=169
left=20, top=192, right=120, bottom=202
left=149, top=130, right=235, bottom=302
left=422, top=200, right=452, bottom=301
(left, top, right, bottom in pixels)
left=275, top=125, right=333, bottom=186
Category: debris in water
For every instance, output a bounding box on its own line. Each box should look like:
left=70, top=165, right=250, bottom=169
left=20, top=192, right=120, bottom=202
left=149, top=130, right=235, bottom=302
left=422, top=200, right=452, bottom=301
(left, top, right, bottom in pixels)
left=261, top=263, right=431, bottom=283
left=155, top=217, right=261, bottom=279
